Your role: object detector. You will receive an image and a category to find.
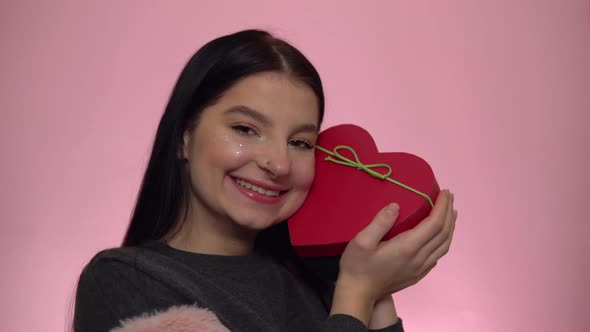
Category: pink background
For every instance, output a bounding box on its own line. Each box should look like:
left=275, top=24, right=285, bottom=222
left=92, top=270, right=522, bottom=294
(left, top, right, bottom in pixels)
left=1, top=1, right=588, bottom=331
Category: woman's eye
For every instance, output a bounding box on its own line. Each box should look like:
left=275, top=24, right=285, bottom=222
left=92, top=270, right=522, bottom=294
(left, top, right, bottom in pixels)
left=231, top=124, right=257, bottom=136
left=289, top=139, right=314, bottom=150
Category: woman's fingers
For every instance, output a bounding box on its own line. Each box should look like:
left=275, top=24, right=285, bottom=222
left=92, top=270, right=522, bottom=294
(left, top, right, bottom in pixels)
left=414, top=191, right=456, bottom=263
left=410, top=190, right=451, bottom=247
left=421, top=206, right=457, bottom=271
left=384, top=190, right=451, bottom=253
left=353, top=203, right=400, bottom=250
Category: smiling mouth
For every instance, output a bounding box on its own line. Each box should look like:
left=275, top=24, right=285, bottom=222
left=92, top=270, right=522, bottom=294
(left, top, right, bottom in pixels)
left=232, top=177, right=285, bottom=197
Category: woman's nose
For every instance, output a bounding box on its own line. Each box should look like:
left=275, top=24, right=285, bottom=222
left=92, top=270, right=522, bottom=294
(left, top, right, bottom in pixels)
left=258, top=144, right=291, bottom=178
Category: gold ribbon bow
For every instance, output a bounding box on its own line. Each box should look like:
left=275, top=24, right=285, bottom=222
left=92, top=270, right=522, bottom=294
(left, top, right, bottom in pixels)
left=315, top=145, right=434, bottom=207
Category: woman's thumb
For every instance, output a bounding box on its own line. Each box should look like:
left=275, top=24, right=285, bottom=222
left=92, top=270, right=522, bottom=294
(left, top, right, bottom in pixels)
left=353, top=203, right=400, bottom=249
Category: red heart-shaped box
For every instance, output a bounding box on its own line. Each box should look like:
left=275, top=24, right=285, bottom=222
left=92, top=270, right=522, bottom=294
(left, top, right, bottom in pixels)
left=288, top=124, right=440, bottom=257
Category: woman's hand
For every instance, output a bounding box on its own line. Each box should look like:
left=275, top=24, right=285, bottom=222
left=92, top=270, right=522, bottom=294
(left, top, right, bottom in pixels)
left=330, top=190, right=456, bottom=325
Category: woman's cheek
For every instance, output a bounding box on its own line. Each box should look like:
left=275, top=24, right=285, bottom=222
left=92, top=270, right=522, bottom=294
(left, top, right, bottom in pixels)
left=294, top=157, right=315, bottom=191
left=216, top=136, right=255, bottom=164
left=231, top=143, right=249, bottom=162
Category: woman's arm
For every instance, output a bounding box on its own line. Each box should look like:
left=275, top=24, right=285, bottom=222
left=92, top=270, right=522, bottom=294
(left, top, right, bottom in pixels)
left=329, top=275, right=375, bottom=326
left=325, top=288, right=404, bottom=332
left=368, top=295, right=398, bottom=329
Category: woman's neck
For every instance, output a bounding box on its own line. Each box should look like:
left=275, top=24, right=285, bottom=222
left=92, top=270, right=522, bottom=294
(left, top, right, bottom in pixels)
left=167, top=209, right=258, bottom=256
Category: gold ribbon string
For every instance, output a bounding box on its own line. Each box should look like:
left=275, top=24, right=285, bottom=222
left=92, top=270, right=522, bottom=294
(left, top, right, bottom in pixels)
left=315, top=145, right=434, bottom=207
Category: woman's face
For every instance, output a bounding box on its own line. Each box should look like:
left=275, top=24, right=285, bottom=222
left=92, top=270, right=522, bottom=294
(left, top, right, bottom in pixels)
left=182, top=72, right=319, bottom=232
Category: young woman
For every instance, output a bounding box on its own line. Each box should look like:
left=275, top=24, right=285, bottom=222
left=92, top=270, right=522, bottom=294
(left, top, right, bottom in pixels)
left=74, top=29, right=456, bottom=332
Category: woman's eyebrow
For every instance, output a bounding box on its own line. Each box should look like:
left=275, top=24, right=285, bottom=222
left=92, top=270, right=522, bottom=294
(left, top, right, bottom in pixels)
left=224, top=105, right=318, bottom=133
left=294, top=123, right=318, bottom=134
left=224, top=105, right=270, bottom=125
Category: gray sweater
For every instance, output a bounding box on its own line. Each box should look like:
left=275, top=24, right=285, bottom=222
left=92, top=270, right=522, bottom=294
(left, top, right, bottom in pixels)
left=74, top=241, right=404, bottom=332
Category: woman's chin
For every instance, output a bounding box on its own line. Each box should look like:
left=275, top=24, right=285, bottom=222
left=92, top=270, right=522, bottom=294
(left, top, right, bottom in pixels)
left=235, top=218, right=281, bottom=232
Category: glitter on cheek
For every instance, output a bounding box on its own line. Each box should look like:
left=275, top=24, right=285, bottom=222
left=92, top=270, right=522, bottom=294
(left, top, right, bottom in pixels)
left=235, top=144, right=243, bottom=158
left=214, top=134, right=258, bottom=162
left=233, top=143, right=258, bottom=161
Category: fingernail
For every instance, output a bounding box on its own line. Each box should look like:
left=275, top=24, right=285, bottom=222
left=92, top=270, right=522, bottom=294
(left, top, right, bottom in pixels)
left=385, top=203, right=399, bottom=214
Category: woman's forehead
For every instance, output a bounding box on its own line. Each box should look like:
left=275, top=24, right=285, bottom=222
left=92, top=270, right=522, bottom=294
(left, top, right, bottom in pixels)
left=210, top=72, right=320, bottom=126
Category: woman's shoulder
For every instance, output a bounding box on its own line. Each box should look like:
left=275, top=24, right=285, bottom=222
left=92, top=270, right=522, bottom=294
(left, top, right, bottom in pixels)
left=81, top=246, right=150, bottom=279
left=86, top=246, right=140, bottom=262
left=77, top=243, right=190, bottom=304
left=81, top=241, right=181, bottom=274
left=74, top=246, right=195, bottom=332
left=77, top=242, right=215, bottom=297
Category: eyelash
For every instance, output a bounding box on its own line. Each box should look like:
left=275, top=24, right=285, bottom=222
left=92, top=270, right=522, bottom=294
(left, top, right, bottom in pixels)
left=288, top=139, right=314, bottom=150
left=230, top=124, right=314, bottom=150
left=231, top=123, right=258, bottom=136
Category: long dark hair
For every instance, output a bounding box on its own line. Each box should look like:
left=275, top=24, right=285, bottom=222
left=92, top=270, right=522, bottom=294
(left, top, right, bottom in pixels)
left=122, top=29, right=332, bottom=307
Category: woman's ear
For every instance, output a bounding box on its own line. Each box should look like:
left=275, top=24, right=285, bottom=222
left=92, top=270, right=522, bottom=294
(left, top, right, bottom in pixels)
left=180, top=129, right=191, bottom=161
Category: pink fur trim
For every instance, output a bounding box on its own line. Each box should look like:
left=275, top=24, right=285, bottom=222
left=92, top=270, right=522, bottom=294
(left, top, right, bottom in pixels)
left=111, top=305, right=230, bottom=332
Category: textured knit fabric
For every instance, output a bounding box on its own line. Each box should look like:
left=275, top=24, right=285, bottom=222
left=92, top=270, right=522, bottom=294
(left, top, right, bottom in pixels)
left=111, top=305, right=230, bottom=332
left=74, top=241, right=404, bottom=332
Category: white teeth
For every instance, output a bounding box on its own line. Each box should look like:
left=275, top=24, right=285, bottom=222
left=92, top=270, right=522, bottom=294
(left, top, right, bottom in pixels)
left=234, top=178, right=280, bottom=197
